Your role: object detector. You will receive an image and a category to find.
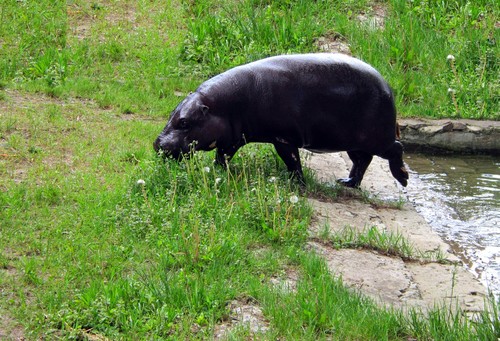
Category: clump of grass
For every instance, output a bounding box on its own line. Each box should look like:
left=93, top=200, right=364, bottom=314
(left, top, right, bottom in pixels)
left=321, top=225, right=416, bottom=260
left=262, top=253, right=406, bottom=339
left=360, top=190, right=407, bottom=210
left=318, top=225, right=447, bottom=263
left=127, top=145, right=310, bottom=244
left=404, top=295, right=500, bottom=340
left=180, top=0, right=322, bottom=76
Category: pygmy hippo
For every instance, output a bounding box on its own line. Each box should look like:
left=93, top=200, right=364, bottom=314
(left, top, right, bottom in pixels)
left=154, top=53, right=408, bottom=188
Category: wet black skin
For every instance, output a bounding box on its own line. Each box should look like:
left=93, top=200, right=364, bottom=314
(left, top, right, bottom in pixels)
left=154, top=53, right=408, bottom=188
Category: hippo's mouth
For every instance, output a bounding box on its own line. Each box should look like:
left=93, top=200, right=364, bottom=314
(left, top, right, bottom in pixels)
left=154, top=143, right=193, bottom=162
left=155, top=147, right=188, bottom=161
left=154, top=136, right=186, bottom=160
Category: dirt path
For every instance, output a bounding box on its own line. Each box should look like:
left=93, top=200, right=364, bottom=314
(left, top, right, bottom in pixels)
left=304, top=151, right=487, bottom=312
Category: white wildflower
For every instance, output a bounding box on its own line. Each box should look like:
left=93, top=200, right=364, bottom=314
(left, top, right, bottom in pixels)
left=447, top=54, right=455, bottom=61
left=215, top=177, right=222, bottom=185
left=447, top=88, right=455, bottom=94
left=289, top=195, right=299, bottom=204
left=268, top=176, right=277, bottom=183
left=203, top=166, right=211, bottom=173
left=136, top=179, right=146, bottom=185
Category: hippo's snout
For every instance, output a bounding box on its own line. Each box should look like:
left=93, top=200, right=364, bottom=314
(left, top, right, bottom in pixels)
left=153, top=137, right=161, bottom=153
left=153, top=135, right=185, bottom=161
left=153, top=136, right=171, bottom=157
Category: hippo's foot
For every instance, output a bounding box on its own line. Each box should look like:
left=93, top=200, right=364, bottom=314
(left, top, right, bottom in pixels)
left=391, top=165, right=409, bottom=187
left=337, top=177, right=360, bottom=188
left=291, top=171, right=306, bottom=188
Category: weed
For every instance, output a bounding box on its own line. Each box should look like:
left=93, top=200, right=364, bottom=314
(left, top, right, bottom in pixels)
left=324, top=225, right=416, bottom=259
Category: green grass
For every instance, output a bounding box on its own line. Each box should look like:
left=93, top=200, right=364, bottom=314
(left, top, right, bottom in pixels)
left=1, top=0, right=499, bottom=339
left=316, top=225, right=447, bottom=263
left=1, top=0, right=498, bottom=119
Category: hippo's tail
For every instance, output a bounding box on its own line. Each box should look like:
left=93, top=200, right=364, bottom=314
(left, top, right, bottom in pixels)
left=396, top=121, right=401, bottom=140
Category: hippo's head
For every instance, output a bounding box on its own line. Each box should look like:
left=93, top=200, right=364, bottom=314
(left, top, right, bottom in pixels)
left=154, top=92, right=228, bottom=159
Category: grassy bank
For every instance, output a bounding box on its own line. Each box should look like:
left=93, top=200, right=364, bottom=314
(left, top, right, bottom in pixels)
left=1, top=0, right=499, bottom=339
left=1, top=0, right=498, bottom=119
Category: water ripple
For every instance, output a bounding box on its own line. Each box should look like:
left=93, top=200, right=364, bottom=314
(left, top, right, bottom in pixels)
left=405, top=153, right=500, bottom=296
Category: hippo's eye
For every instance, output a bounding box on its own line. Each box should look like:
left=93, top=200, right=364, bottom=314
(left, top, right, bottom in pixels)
left=178, top=118, right=189, bottom=129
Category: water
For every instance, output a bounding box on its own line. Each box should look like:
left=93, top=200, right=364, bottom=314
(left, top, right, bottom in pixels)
left=404, top=153, right=500, bottom=296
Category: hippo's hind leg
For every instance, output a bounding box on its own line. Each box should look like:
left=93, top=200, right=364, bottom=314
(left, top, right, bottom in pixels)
left=377, top=141, right=409, bottom=187
left=273, top=141, right=305, bottom=186
left=338, top=151, right=373, bottom=188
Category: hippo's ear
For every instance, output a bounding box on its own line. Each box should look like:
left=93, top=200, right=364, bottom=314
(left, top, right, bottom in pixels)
left=200, top=105, right=210, bottom=116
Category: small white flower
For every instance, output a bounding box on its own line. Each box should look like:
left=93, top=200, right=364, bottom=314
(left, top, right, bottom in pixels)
left=447, top=88, right=455, bottom=94
left=136, top=179, right=146, bottom=185
left=447, top=54, right=455, bottom=61
left=203, top=166, right=210, bottom=173
left=289, top=195, right=299, bottom=204
left=215, top=177, right=222, bottom=185
left=268, top=176, right=277, bottom=183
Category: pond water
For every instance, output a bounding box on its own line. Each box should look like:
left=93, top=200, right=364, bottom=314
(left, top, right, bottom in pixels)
left=404, top=153, right=500, bottom=296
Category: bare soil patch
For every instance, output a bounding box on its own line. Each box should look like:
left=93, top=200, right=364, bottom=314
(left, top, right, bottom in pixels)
left=0, top=312, right=24, bottom=341
left=213, top=298, right=270, bottom=339
left=357, top=3, right=387, bottom=30
left=67, top=1, right=138, bottom=41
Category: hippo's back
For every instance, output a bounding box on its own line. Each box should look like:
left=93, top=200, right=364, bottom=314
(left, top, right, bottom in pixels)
left=199, top=53, right=397, bottom=153
left=240, top=53, right=391, bottom=94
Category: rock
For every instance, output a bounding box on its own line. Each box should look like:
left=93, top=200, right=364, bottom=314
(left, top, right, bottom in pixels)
left=452, top=122, right=467, bottom=131
left=399, top=119, right=500, bottom=154
left=308, top=243, right=421, bottom=308
left=442, top=121, right=453, bottom=132
left=467, top=125, right=482, bottom=133
left=420, top=125, right=443, bottom=134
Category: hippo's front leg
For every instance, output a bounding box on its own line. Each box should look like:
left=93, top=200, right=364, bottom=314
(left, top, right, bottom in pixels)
left=273, top=141, right=305, bottom=186
left=215, top=145, right=240, bottom=168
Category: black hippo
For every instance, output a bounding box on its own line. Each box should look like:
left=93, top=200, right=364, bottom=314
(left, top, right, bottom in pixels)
left=154, top=53, right=408, bottom=188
